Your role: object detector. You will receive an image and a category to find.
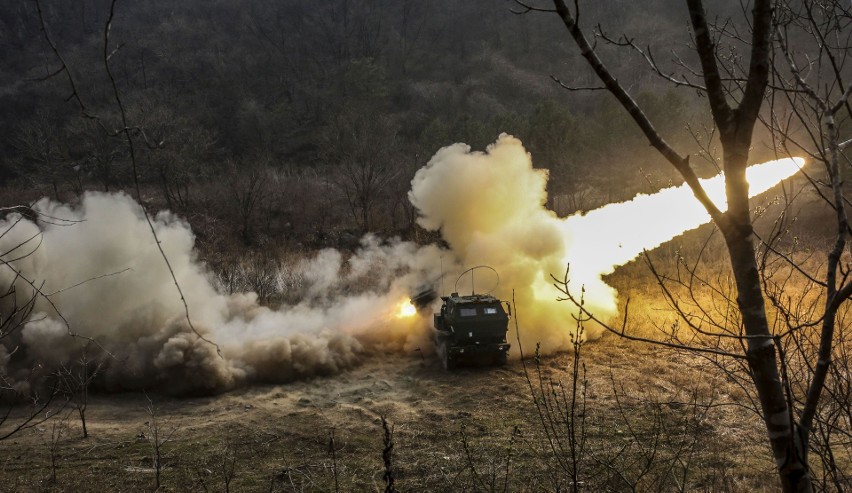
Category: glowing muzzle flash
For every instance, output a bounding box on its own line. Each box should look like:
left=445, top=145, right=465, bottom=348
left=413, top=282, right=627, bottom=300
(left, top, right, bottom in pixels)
left=398, top=300, right=418, bottom=318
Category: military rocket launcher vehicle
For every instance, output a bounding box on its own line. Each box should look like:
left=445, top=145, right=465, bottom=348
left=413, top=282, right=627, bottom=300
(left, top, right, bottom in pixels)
left=412, top=266, right=511, bottom=369
left=433, top=292, right=511, bottom=369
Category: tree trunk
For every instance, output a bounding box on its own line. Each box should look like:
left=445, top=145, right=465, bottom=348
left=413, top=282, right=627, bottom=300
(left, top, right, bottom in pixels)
left=721, top=146, right=812, bottom=492
left=727, top=234, right=810, bottom=490
left=79, top=407, right=88, bottom=438
left=541, top=0, right=821, bottom=488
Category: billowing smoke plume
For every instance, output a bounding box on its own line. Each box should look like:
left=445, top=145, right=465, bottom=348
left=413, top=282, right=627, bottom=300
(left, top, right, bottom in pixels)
left=410, top=135, right=605, bottom=352
left=0, top=194, right=444, bottom=394
left=411, top=135, right=803, bottom=352
left=0, top=135, right=803, bottom=394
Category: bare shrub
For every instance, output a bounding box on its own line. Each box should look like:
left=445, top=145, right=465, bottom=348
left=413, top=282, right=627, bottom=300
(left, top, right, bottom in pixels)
left=42, top=412, right=69, bottom=485
left=57, top=345, right=104, bottom=438
left=213, top=253, right=306, bottom=305
left=143, top=395, right=179, bottom=491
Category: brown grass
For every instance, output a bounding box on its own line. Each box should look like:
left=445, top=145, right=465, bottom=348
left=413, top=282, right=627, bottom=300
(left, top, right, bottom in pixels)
left=0, top=339, right=789, bottom=492
left=1, top=181, right=847, bottom=491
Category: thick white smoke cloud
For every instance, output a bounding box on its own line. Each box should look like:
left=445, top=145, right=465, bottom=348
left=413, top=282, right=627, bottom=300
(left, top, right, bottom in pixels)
left=0, top=193, right=443, bottom=394
left=409, top=135, right=606, bottom=352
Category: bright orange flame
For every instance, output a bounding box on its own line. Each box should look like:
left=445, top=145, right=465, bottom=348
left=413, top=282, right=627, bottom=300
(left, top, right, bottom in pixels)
left=398, top=300, right=417, bottom=318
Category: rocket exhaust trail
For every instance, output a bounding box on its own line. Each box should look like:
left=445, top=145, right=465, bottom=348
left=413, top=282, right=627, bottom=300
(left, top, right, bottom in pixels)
left=561, top=157, right=806, bottom=291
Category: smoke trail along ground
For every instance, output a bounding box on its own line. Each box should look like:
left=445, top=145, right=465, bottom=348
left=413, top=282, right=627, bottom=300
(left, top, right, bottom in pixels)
left=0, top=135, right=803, bottom=394
left=0, top=195, right=443, bottom=394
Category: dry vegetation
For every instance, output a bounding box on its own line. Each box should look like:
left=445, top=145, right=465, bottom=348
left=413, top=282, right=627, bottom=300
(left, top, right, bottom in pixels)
left=2, top=174, right=848, bottom=491
left=0, top=342, right=780, bottom=492
left=2, top=205, right=848, bottom=492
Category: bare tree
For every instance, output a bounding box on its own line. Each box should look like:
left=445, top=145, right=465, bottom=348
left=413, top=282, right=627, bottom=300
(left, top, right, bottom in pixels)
left=64, top=116, right=122, bottom=193
left=132, top=103, right=219, bottom=210
left=322, top=111, right=400, bottom=233
left=143, top=395, right=179, bottom=491
left=224, top=156, right=273, bottom=245
left=765, top=2, right=852, bottom=490
left=11, top=110, right=70, bottom=200
left=58, top=344, right=104, bottom=438
left=514, top=0, right=852, bottom=490
left=43, top=411, right=69, bottom=484
left=396, top=0, right=432, bottom=75
left=215, top=437, right=239, bottom=493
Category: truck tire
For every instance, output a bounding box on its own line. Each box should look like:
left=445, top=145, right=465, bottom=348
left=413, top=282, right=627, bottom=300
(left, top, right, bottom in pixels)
left=438, top=341, right=456, bottom=370
left=494, top=352, right=508, bottom=366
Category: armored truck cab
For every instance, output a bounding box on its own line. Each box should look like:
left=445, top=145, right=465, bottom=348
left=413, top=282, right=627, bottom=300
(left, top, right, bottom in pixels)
left=433, top=293, right=511, bottom=369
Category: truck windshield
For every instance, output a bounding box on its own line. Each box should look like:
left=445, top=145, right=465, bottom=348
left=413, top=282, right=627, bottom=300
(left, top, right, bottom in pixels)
left=483, top=306, right=500, bottom=315
left=459, top=308, right=477, bottom=317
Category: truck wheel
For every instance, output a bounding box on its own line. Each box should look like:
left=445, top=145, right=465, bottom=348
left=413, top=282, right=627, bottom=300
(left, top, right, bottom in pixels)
left=495, top=352, right=508, bottom=366
left=440, top=344, right=456, bottom=370
left=437, top=341, right=451, bottom=370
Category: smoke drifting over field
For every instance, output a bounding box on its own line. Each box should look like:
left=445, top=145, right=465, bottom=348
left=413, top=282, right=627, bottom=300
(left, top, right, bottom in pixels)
left=1, top=195, right=444, bottom=394
left=0, top=135, right=803, bottom=394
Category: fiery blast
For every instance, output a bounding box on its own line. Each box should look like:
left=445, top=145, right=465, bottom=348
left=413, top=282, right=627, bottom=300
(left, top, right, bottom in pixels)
left=0, top=134, right=803, bottom=394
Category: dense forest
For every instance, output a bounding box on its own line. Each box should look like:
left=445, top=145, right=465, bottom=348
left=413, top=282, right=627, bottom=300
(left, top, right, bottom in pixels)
left=0, top=0, right=744, bottom=253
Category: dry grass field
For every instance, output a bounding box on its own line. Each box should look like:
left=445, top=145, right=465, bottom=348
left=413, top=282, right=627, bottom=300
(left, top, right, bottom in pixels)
left=1, top=334, right=785, bottom=492
left=1, top=184, right=848, bottom=492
